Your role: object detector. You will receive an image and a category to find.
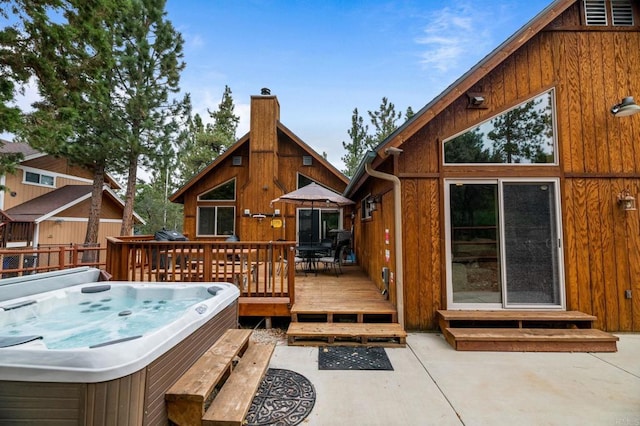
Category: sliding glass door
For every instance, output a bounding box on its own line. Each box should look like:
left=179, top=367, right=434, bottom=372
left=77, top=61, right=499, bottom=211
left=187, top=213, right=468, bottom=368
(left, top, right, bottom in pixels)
left=446, top=179, right=564, bottom=309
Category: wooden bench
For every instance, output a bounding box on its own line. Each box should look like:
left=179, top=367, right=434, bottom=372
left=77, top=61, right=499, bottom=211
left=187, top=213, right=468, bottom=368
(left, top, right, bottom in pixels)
left=287, top=322, right=407, bottom=347
left=202, top=341, right=275, bottom=426
left=166, top=328, right=252, bottom=425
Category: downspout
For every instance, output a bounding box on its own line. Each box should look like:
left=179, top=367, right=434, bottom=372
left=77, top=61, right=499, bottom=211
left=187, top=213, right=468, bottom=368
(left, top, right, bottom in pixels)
left=364, top=149, right=404, bottom=329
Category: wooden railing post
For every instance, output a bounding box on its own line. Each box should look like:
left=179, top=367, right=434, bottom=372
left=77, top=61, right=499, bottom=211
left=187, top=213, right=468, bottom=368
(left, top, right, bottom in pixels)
left=288, top=245, right=295, bottom=305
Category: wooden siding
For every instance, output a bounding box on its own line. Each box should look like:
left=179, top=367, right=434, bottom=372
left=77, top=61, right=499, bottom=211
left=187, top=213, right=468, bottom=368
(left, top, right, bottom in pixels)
left=353, top=3, right=640, bottom=331
left=2, top=173, right=92, bottom=210
left=22, top=156, right=95, bottom=179
left=179, top=95, right=349, bottom=243
left=38, top=220, right=121, bottom=252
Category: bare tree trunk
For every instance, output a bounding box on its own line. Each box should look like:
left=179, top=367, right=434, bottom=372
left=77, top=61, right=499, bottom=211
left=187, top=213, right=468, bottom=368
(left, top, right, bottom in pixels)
left=83, top=164, right=105, bottom=263
left=120, top=152, right=138, bottom=236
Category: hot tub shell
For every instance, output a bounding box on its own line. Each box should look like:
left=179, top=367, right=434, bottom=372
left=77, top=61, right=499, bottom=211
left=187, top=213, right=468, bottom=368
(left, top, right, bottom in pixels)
left=0, top=268, right=239, bottom=425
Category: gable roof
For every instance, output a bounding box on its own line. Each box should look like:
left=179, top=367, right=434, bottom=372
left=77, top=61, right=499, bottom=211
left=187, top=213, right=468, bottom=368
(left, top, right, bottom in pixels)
left=344, top=0, right=575, bottom=196
left=0, top=140, right=122, bottom=190
left=4, top=185, right=143, bottom=224
left=170, top=122, right=348, bottom=203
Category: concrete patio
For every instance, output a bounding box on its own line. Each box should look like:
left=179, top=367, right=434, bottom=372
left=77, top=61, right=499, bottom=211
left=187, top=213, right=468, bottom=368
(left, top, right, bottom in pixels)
left=267, top=332, right=640, bottom=425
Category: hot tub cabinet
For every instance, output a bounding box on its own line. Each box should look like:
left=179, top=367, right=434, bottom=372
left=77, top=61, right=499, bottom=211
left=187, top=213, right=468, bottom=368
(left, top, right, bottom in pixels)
left=0, top=268, right=240, bottom=425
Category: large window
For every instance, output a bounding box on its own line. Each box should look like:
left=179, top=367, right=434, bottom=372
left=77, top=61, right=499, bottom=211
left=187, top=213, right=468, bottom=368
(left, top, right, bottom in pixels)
left=444, top=90, right=556, bottom=165
left=197, top=179, right=236, bottom=236
left=197, top=206, right=235, bottom=236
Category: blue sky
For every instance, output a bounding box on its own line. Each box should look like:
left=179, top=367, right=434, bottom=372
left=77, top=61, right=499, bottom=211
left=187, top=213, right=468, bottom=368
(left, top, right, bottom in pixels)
left=167, top=0, right=553, bottom=171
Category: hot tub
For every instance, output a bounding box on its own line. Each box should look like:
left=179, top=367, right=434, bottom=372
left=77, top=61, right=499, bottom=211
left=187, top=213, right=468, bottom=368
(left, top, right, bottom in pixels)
left=0, top=268, right=240, bottom=425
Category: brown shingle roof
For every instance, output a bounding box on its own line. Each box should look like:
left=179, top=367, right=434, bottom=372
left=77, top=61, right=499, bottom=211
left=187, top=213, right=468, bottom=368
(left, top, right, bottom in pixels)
left=4, top=185, right=93, bottom=222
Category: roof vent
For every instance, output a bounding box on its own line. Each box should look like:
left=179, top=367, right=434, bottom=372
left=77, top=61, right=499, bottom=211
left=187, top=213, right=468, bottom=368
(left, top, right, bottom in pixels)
left=612, top=0, right=634, bottom=26
left=261, top=88, right=271, bottom=95
left=232, top=156, right=242, bottom=166
left=302, top=155, right=313, bottom=166
left=584, top=0, right=607, bottom=25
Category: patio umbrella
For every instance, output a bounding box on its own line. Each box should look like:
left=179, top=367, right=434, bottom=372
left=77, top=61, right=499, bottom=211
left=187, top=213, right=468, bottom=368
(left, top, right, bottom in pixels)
left=270, top=182, right=354, bottom=208
left=270, top=183, right=354, bottom=244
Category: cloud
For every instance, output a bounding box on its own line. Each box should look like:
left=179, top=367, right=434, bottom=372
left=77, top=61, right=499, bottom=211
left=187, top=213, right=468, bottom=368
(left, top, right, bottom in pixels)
left=415, top=4, right=493, bottom=73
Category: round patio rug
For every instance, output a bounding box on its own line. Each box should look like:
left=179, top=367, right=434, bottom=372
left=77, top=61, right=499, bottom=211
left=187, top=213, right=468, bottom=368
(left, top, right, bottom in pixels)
left=245, top=368, right=316, bottom=426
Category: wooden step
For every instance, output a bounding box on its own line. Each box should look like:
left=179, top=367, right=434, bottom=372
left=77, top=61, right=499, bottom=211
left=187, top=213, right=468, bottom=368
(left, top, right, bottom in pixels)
left=202, top=342, right=275, bottom=426
left=437, top=310, right=597, bottom=331
left=287, top=322, right=407, bottom=347
left=444, top=327, right=619, bottom=352
left=165, top=328, right=252, bottom=426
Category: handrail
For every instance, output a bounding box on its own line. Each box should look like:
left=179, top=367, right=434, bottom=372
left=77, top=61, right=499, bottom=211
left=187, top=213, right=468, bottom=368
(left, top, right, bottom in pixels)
left=0, top=245, right=106, bottom=277
left=105, top=237, right=297, bottom=305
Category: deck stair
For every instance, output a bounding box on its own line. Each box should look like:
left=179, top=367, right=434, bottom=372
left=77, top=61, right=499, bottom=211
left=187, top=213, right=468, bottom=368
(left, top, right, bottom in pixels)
left=437, top=310, right=618, bottom=352
left=286, top=267, right=407, bottom=347
left=165, top=328, right=275, bottom=426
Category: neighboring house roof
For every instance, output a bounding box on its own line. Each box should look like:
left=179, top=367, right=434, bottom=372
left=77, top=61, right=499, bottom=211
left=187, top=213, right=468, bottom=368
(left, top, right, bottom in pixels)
left=344, top=0, right=574, bottom=197
left=0, top=139, right=122, bottom=190
left=3, top=184, right=143, bottom=224
left=0, top=139, right=41, bottom=159
left=170, top=122, right=349, bottom=203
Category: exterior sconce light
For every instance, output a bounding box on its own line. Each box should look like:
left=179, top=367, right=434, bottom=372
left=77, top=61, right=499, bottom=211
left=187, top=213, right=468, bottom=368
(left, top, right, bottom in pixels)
left=466, top=92, right=488, bottom=109
left=243, top=209, right=251, bottom=217
left=617, top=189, right=637, bottom=211
left=611, top=97, right=640, bottom=117
left=273, top=209, right=281, bottom=217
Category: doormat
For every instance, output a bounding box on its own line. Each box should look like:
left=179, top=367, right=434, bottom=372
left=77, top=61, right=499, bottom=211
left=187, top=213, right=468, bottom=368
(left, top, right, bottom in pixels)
left=245, top=368, right=316, bottom=426
left=318, top=346, right=394, bottom=371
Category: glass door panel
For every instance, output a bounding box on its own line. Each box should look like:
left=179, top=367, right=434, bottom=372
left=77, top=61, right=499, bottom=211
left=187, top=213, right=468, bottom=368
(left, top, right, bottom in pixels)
left=502, top=182, right=561, bottom=306
left=449, top=183, right=502, bottom=304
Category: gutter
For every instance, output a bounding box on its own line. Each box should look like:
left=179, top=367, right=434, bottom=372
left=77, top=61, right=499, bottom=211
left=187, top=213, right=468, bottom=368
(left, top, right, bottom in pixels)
left=364, top=150, right=405, bottom=329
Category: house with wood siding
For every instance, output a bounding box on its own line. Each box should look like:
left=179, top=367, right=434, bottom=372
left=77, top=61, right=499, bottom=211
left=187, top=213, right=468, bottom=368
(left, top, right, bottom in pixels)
left=171, top=91, right=351, bottom=244
left=0, top=140, right=140, bottom=248
left=345, top=0, right=640, bottom=333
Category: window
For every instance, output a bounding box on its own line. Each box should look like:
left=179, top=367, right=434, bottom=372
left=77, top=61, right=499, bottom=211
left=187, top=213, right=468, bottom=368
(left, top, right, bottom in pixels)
left=198, top=179, right=235, bottom=201
left=444, top=90, right=556, bottom=165
left=297, top=173, right=315, bottom=188
left=197, top=206, right=235, bottom=236
left=24, top=171, right=55, bottom=187
left=584, top=0, right=634, bottom=26
left=360, top=195, right=374, bottom=220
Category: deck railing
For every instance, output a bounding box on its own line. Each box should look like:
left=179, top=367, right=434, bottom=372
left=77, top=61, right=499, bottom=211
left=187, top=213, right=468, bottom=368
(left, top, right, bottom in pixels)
left=0, top=244, right=106, bottom=278
left=105, top=237, right=297, bottom=304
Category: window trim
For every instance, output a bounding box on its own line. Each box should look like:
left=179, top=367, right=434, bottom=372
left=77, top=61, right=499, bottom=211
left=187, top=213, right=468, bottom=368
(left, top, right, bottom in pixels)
left=442, top=88, right=558, bottom=166
left=196, top=205, right=236, bottom=237
left=23, top=170, right=56, bottom=188
left=360, top=194, right=374, bottom=220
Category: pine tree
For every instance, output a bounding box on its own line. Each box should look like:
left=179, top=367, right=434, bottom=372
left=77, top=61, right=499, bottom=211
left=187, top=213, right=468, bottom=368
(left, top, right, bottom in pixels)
left=367, top=97, right=402, bottom=147
left=11, top=0, right=129, bottom=251
left=114, top=0, right=189, bottom=236
left=208, top=85, right=239, bottom=153
left=341, top=108, right=369, bottom=178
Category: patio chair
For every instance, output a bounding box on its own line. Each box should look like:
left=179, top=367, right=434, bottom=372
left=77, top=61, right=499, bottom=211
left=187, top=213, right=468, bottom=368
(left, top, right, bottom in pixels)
left=318, top=245, right=344, bottom=277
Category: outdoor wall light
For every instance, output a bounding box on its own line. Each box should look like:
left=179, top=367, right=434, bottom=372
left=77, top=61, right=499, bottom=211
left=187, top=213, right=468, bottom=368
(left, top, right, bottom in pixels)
left=273, top=209, right=281, bottom=217
left=243, top=209, right=251, bottom=217
left=617, top=189, right=637, bottom=211
left=611, top=97, right=640, bottom=117
left=466, top=92, right=488, bottom=109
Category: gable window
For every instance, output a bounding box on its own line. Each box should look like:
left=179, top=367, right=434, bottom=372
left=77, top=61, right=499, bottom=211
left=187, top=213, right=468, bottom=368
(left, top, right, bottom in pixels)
left=444, top=89, right=556, bottom=165
left=197, top=206, right=235, bottom=236
left=297, top=173, right=315, bottom=188
left=198, top=179, right=235, bottom=201
left=584, top=0, right=635, bottom=26
left=24, top=170, right=55, bottom=187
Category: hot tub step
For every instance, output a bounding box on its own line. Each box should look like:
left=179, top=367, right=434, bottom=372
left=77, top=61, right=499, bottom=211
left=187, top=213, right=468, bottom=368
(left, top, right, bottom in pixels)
left=165, top=328, right=252, bottom=426
left=202, top=341, right=275, bottom=426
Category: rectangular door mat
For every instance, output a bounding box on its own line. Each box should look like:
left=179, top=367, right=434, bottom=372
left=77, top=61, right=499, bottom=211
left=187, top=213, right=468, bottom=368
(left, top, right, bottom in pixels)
left=318, top=346, right=393, bottom=370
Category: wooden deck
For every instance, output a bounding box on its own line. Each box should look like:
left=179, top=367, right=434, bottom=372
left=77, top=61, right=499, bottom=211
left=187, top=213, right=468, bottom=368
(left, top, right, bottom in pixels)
left=286, top=265, right=406, bottom=346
